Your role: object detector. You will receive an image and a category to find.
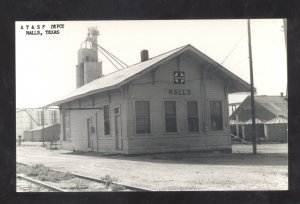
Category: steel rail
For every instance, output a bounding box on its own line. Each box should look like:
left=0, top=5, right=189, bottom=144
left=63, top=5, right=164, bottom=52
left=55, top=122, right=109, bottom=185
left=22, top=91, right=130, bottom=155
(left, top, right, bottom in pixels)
left=17, top=174, right=67, bottom=192
left=70, top=172, right=152, bottom=192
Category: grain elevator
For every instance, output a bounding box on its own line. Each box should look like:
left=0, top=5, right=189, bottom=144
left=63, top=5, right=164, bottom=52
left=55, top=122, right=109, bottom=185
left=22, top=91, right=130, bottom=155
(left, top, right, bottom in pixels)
left=76, top=27, right=102, bottom=88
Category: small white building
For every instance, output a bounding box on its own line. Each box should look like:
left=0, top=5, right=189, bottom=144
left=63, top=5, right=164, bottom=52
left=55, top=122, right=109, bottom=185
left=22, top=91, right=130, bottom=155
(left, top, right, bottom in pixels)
left=16, top=108, right=60, bottom=139
left=24, top=124, right=60, bottom=142
left=47, top=41, right=251, bottom=154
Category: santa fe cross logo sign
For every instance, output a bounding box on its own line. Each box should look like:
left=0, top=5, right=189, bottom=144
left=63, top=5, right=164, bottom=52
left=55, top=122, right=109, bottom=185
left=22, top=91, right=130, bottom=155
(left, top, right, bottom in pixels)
left=174, top=71, right=185, bottom=84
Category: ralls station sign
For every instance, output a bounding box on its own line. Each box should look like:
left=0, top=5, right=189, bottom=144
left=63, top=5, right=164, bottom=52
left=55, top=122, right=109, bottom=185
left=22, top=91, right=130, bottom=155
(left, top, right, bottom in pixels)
left=168, top=89, right=191, bottom=95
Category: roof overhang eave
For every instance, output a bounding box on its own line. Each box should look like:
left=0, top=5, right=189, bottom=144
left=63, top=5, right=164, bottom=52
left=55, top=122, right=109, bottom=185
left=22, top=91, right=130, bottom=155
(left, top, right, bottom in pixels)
left=44, top=85, right=121, bottom=108
left=228, top=83, right=253, bottom=94
left=44, top=46, right=191, bottom=109
left=188, top=46, right=252, bottom=93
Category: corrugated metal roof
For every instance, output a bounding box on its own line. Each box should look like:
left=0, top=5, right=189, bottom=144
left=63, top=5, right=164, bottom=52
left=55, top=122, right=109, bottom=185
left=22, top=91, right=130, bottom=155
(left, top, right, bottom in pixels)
left=229, top=119, right=244, bottom=125
left=265, top=116, right=288, bottom=124
left=46, top=44, right=251, bottom=107
left=244, top=118, right=265, bottom=124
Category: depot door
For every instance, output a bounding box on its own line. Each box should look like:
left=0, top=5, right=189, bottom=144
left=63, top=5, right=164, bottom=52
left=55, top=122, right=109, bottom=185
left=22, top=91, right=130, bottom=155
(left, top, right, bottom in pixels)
left=114, top=106, right=122, bottom=150
left=87, top=118, right=92, bottom=149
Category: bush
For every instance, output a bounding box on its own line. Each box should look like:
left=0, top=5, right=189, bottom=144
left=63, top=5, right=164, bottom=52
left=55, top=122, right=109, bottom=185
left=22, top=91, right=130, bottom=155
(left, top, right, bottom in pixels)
left=69, top=179, right=89, bottom=190
left=101, top=175, right=117, bottom=189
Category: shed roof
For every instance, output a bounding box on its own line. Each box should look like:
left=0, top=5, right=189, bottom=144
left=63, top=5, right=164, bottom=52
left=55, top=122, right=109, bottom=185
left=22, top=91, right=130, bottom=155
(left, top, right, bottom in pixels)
left=46, top=44, right=251, bottom=107
left=25, top=124, right=59, bottom=131
left=254, top=96, right=287, bottom=118
left=265, top=116, right=288, bottom=124
left=230, top=95, right=288, bottom=120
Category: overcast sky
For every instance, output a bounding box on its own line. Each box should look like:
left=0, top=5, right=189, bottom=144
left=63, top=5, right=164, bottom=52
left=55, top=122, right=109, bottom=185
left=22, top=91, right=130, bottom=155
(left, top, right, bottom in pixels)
left=16, top=19, right=287, bottom=108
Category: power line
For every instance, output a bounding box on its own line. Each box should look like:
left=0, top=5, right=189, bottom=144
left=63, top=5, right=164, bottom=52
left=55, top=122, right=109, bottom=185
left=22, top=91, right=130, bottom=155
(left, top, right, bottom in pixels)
left=98, top=46, right=124, bottom=69
left=97, top=45, right=121, bottom=70
left=230, top=57, right=248, bottom=68
left=221, top=35, right=245, bottom=65
left=83, top=38, right=128, bottom=71
left=98, top=45, right=128, bottom=67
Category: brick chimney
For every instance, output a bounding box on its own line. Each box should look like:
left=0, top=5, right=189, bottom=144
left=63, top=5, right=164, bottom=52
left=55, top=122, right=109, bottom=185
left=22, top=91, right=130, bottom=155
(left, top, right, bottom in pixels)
left=141, top=50, right=149, bottom=62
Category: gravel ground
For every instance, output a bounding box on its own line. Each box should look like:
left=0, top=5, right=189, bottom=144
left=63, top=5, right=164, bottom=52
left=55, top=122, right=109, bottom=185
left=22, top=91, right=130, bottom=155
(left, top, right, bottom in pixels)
left=17, top=142, right=288, bottom=191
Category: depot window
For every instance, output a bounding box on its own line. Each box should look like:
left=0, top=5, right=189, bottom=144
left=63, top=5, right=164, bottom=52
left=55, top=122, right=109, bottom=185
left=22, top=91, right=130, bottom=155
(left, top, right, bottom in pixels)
left=187, top=101, right=199, bottom=132
left=135, top=101, right=151, bottom=134
left=164, top=101, right=177, bottom=133
left=209, top=101, right=223, bottom=131
left=103, top=105, right=110, bottom=135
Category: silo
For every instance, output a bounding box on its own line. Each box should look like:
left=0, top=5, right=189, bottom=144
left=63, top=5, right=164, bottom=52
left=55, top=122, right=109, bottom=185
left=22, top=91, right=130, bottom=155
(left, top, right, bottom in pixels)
left=83, top=61, right=102, bottom=84
left=264, top=116, right=288, bottom=143
left=76, top=28, right=102, bottom=88
left=242, top=118, right=265, bottom=141
left=76, top=64, right=84, bottom=88
left=78, top=48, right=98, bottom=64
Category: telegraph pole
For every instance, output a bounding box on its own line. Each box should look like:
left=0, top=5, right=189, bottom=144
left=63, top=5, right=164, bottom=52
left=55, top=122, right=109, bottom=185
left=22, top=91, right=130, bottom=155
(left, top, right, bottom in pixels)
left=283, top=19, right=287, bottom=50
left=236, top=115, right=239, bottom=139
left=42, top=108, right=45, bottom=146
left=247, top=19, right=257, bottom=154
left=283, top=19, right=288, bottom=99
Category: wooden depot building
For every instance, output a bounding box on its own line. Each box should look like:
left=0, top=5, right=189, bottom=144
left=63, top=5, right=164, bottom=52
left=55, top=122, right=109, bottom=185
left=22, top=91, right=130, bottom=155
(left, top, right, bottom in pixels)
left=47, top=35, right=251, bottom=154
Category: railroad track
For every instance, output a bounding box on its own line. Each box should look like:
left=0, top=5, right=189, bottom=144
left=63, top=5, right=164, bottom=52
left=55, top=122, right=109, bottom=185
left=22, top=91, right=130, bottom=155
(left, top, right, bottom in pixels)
left=17, top=162, right=152, bottom=192
left=17, top=174, right=66, bottom=192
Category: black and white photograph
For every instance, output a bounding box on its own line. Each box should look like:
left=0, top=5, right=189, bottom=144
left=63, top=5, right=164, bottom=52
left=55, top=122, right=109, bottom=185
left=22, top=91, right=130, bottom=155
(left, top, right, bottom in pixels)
left=16, top=19, right=288, bottom=192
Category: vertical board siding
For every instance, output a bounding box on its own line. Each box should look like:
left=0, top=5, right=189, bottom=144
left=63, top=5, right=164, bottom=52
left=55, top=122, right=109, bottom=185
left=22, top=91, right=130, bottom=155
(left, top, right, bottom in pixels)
left=60, top=90, right=128, bottom=153
left=60, top=54, right=232, bottom=154
left=126, top=56, right=231, bottom=153
left=205, top=76, right=230, bottom=145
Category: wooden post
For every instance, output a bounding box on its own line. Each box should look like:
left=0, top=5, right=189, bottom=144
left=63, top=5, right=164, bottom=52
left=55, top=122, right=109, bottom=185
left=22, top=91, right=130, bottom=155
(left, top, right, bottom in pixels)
left=236, top=115, right=239, bottom=138
left=18, top=135, right=22, bottom=146
left=42, top=108, right=45, bottom=146
left=247, top=19, right=257, bottom=154
left=283, top=19, right=288, bottom=99
left=96, top=113, right=99, bottom=152
left=283, top=19, right=287, bottom=50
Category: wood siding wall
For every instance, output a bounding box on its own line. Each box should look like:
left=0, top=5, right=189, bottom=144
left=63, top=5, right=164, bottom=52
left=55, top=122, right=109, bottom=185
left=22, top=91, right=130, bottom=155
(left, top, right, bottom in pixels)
left=59, top=54, right=231, bottom=154
left=60, top=89, right=129, bottom=153
left=126, top=56, right=231, bottom=154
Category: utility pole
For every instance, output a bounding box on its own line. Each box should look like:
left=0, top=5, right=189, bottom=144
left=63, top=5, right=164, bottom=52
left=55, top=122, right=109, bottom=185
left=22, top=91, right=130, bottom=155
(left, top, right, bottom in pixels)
left=247, top=19, right=257, bottom=154
left=96, top=113, right=99, bottom=152
left=42, top=108, right=45, bottom=146
left=283, top=19, right=287, bottom=50
left=283, top=19, right=288, bottom=99
left=236, top=115, right=239, bottom=139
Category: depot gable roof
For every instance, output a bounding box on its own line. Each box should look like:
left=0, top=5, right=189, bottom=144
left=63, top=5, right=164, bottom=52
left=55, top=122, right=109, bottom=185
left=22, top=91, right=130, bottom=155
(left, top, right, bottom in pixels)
left=46, top=44, right=251, bottom=107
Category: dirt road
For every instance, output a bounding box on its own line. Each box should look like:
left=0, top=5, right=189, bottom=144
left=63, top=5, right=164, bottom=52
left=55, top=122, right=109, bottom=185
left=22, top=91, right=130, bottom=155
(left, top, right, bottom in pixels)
left=16, top=143, right=288, bottom=191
